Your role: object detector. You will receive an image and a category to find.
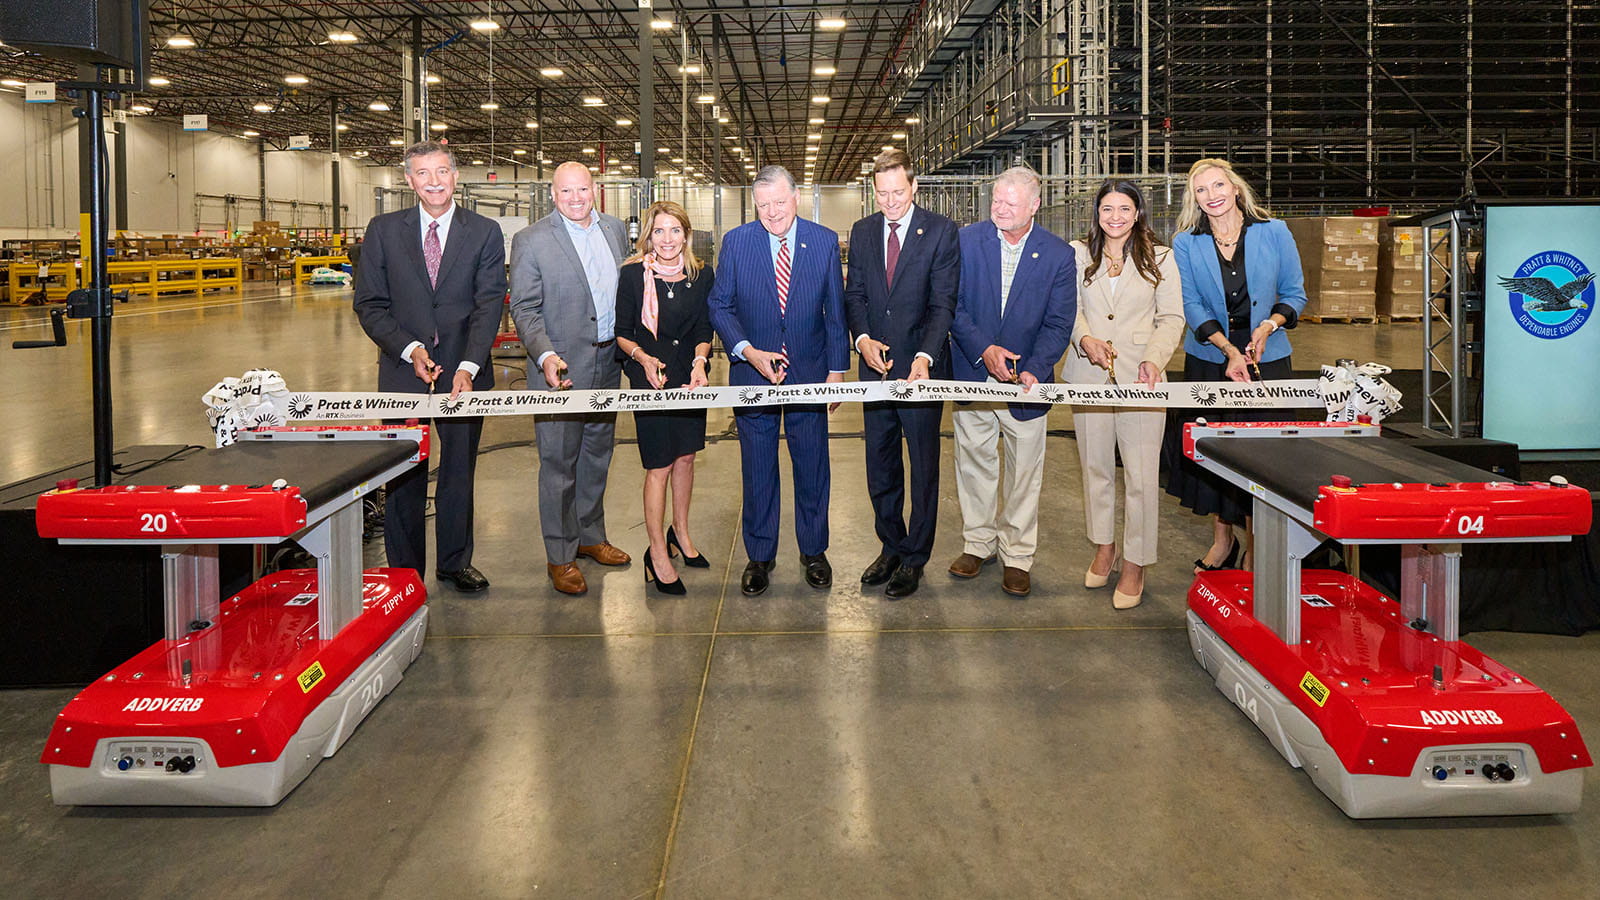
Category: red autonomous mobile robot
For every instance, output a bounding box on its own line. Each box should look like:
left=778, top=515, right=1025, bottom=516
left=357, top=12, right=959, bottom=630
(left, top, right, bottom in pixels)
left=1184, top=420, right=1592, bottom=817
left=35, top=425, right=430, bottom=806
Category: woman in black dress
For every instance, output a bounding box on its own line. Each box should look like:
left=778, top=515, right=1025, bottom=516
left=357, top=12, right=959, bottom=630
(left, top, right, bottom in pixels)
left=1163, top=158, right=1310, bottom=572
left=615, top=201, right=715, bottom=595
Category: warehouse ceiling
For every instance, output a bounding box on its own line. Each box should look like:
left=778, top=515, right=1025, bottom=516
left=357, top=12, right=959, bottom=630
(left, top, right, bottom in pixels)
left=1, top=0, right=924, bottom=184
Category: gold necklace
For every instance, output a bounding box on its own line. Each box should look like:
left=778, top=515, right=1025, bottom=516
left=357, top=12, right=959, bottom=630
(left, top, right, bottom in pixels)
left=1104, top=256, right=1123, bottom=276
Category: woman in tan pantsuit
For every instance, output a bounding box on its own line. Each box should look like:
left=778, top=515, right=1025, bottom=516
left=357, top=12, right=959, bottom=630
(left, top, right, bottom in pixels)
left=1065, top=180, right=1185, bottom=609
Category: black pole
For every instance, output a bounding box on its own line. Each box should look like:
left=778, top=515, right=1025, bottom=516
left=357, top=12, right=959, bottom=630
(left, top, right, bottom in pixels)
left=330, top=98, right=342, bottom=237
left=535, top=88, right=544, bottom=179
left=85, top=77, right=113, bottom=486
left=113, top=96, right=129, bottom=232
left=411, top=16, right=425, bottom=142
left=638, top=5, right=653, bottom=181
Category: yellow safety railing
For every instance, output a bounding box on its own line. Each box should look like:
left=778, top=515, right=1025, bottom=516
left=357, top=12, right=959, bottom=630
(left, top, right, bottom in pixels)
left=6, top=258, right=244, bottom=303
left=293, top=255, right=352, bottom=284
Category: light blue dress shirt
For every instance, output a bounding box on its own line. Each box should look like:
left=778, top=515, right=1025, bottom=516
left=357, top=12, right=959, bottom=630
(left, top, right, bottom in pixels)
left=562, top=211, right=620, bottom=342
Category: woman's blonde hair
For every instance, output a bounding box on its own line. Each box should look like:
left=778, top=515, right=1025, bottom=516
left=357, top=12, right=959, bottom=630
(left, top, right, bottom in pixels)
left=626, top=200, right=701, bottom=277
left=1174, top=158, right=1273, bottom=233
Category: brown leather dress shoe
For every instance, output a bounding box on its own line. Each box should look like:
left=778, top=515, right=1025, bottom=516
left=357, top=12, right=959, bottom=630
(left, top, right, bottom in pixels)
left=948, top=553, right=997, bottom=579
left=576, top=542, right=631, bottom=566
left=548, top=562, right=588, bottom=595
left=1002, top=566, right=1031, bottom=597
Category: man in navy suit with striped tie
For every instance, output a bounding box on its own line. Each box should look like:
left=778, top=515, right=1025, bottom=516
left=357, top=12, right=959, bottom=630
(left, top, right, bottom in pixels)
left=709, top=165, right=850, bottom=597
left=845, top=149, right=960, bottom=600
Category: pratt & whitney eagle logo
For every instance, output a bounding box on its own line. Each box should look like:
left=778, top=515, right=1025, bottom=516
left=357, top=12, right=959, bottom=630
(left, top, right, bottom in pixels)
left=288, top=393, right=314, bottom=419
left=1499, top=251, right=1594, bottom=340
left=889, top=381, right=915, bottom=400
left=1190, top=384, right=1219, bottom=406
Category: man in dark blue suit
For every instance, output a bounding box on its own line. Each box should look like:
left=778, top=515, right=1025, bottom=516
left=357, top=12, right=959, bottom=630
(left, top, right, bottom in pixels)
left=709, top=165, right=850, bottom=597
left=947, top=166, right=1077, bottom=597
left=844, top=149, right=960, bottom=599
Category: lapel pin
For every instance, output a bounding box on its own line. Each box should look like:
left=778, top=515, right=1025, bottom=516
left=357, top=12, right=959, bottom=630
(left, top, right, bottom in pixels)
left=1031, top=252, right=1039, bottom=259
left=916, top=228, right=924, bottom=235
left=800, top=243, right=807, bottom=249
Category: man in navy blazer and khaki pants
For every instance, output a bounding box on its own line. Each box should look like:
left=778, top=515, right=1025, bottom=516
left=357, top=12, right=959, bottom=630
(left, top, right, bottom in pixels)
left=353, top=140, right=508, bottom=593
left=948, top=166, right=1077, bottom=597
left=844, top=149, right=960, bottom=599
left=709, top=165, right=850, bottom=597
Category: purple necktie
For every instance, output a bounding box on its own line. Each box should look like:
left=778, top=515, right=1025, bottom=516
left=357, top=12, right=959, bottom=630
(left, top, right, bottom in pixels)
left=886, top=222, right=901, bottom=288
left=424, top=221, right=442, bottom=288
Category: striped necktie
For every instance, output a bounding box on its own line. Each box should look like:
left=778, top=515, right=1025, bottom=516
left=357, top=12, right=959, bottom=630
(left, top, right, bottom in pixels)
left=775, top=236, right=791, bottom=317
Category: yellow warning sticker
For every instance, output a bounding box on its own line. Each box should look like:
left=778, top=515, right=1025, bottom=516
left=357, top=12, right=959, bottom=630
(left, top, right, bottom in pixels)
left=297, top=661, right=326, bottom=693
left=1300, top=671, right=1330, bottom=707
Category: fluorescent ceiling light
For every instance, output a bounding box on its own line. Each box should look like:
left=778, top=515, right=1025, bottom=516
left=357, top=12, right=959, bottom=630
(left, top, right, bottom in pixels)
left=905, top=116, right=920, bottom=124
left=368, top=101, right=391, bottom=111
left=657, top=146, right=671, bottom=153
left=328, top=31, right=357, bottom=43
left=818, top=18, right=846, bottom=30
left=582, top=147, right=596, bottom=154
left=512, top=149, right=527, bottom=155
left=807, top=133, right=822, bottom=140
left=252, top=102, right=273, bottom=112
left=808, top=117, right=824, bottom=124
left=130, top=104, right=153, bottom=112
left=425, top=74, right=442, bottom=84
left=540, top=67, right=563, bottom=77
left=718, top=116, right=729, bottom=123
left=430, top=123, right=448, bottom=131
left=471, top=159, right=484, bottom=165
left=615, top=118, right=632, bottom=126
left=811, top=96, right=830, bottom=104
left=242, top=130, right=260, bottom=137
left=671, top=157, right=683, bottom=163
left=389, top=138, right=404, bottom=145
left=147, top=76, right=170, bottom=87
left=284, top=74, right=309, bottom=85
left=651, top=19, right=674, bottom=30
left=813, top=65, right=836, bottom=76
left=480, top=102, right=499, bottom=110
left=2, top=79, right=27, bottom=87
left=892, top=132, right=907, bottom=139
left=525, top=121, right=538, bottom=129
left=166, top=35, right=196, bottom=48
left=469, top=19, right=499, bottom=32
left=336, top=123, right=349, bottom=131
left=582, top=96, right=605, bottom=106
left=678, top=65, right=701, bottom=74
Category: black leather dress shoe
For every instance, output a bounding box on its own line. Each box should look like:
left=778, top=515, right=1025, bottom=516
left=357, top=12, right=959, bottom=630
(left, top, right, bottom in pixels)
left=801, top=552, right=832, bottom=589
left=437, top=565, right=489, bottom=592
left=884, top=564, right=923, bottom=599
left=741, top=559, right=775, bottom=596
left=860, top=551, right=901, bottom=586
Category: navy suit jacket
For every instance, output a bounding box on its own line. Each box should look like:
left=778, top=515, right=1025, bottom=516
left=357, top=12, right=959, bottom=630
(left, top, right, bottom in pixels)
left=949, top=222, right=1078, bottom=421
left=709, top=218, right=849, bottom=386
left=353, top=204, right=508, bottom=393
left=1173, top=218, right=1308, bottom=364
left=844, top=207, right=960, bottom=380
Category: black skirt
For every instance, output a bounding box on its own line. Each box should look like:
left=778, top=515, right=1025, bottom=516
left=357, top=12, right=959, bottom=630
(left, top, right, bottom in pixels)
left=1161, top=342, right=1295, bottom=525
left=632, top=406, right=708, bottom=470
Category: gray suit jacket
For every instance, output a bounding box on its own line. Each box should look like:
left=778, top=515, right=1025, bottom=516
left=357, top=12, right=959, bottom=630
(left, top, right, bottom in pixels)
left=508, top=210, right=630, bottom=389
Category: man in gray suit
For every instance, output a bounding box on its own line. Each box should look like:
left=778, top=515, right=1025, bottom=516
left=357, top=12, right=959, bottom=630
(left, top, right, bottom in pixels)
left=509, top=161, right=633, bottom=595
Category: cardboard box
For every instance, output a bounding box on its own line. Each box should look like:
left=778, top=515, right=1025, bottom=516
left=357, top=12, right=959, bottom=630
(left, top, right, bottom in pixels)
left=251, top=221, right=280, bottom=234
left=1286, top=216, right=1379, bottom=318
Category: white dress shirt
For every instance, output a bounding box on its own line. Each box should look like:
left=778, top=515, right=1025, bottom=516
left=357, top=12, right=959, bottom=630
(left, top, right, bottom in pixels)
left=401, top=203, right=480, bottom=377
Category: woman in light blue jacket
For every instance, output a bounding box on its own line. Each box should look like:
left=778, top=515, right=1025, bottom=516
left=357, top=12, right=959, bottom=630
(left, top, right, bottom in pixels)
left=1162, top=157, right=1309, bottom=573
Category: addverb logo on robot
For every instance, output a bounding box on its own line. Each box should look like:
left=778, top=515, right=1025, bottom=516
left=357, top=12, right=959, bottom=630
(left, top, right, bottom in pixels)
left=1498, top=251, right=1596, bottom=340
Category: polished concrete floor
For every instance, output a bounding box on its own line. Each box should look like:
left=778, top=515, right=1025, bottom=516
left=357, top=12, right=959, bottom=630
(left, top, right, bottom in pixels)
left=2, top=284, right=1597, bottom=898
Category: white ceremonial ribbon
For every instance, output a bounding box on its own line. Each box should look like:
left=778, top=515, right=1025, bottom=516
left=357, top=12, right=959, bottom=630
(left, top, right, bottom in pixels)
left=270, top=378, right=1327, bottom=422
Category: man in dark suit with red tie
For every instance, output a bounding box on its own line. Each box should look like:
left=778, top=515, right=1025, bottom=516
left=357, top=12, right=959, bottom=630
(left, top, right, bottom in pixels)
left=844, top=149, right=960, bottom=599
left=353, top=141, right=508, bottom=593
left=709, top=165, right=850, bottom=597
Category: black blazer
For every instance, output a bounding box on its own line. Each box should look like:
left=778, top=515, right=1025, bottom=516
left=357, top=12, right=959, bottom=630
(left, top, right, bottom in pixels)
left=352, top=205, right=508, bottom=393
left=615, top=261, right=715, bottom=389
left=843, top=207, right=961, bottom=380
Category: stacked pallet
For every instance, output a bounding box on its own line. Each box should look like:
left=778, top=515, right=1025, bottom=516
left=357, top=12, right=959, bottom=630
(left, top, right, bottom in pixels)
left=1284, top=216, right=1379, bottom=322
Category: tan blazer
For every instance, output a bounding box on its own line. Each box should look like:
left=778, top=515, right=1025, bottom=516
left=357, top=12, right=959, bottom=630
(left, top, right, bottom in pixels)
left=1064, top=241, right=1185, bottom=385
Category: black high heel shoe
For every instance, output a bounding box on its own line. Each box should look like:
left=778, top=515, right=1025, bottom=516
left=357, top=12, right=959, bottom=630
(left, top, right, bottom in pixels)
left=644, top=545, right=686, bottom=595
left=666, top=527, right=710, bottom=568
left=1194, top=537, right=1241, bottom=573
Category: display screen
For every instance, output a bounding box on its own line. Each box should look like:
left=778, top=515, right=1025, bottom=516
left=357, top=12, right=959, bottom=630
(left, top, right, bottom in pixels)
left=1483, top=205, right=1600, bottom=451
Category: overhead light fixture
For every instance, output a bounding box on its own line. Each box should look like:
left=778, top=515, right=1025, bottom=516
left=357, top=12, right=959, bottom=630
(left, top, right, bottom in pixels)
left=328, top=31, right=357, bottom=43
left=651, top=18, right=674, bottom=30
left=670, top=157, right=683, bottom=163
left=882, top=145, right=895, bottom=151
left=813, top=65, right=836, bottom=76
left=525, top=121, right=538, bottom=129
left=242, top=130, right=261, bottom=137
left=130, top=104, right=153, bottom=113
left=389, top=138, right=405, bottom=146
left=166, top=35, right=196, bottom=48
left=430, top=122, right=448, bottom=131
left=808, top=116, right=825, bottom=124
left=2, top=79, right=27, bottom=87
left=892, top=132, right=907, bottom=139
left=818, top=18, right=846, bottom=30
left=811, top=95, right=831, bottom=104
left=336, top=123, right=349, bottom=131
left=695, top=94, right=715, bottom=104
left=425, top=74, right=442, bottom=84
left=615, top=118, right=632, bottom=126
left=147, top=76, right=171, bottom=87
left=657, top=146, right=671, bottom=153
left=539, top=67, right=563, bottom=77
left=512, top=148, right=527, bottom=155
left=678, top=64, right=701, bottom=74
left=620, top=164, right=633, bottom=171
left=284, top=74, right=309, bottom=85
left=368, top=101, right=391, bottom=112
left=582, top=147, right=596, bottom=154
left=905, top=116, right=920, bottom=124
left=807, top=133, right=822, bottom=140
left=717, top=116, right=729, bottom=124
left=582, top=96, right=605, bottom=106
left=588, top=165, right=598, bottom=172
left=480, top=102, right=499, bottom=110
left=252, top=102, right=273, bottom=112
left=353, top=150, right=368, bottom=157
left=607, top=158, right=619, bottom=165
left=469, top=19, right=500, bottom=32
left=471, top=159, right=484, bottom=165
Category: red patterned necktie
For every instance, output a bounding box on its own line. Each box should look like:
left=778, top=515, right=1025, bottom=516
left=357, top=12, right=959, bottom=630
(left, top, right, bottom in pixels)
left=775, top=236, right=791, bottom=317
left=424, top=220, right=442, bottom=288
left=886, top=221, right=901, bottom=288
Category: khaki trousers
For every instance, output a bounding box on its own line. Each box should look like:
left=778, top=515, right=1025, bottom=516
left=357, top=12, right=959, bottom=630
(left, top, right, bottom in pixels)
left=952, top=404, right=1049, bottom=571
left=1073, top=405, right=1165, bottom=566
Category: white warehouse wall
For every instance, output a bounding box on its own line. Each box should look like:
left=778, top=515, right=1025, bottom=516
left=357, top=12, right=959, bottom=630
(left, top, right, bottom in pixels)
left=0, top=92, right=397, bottom=240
